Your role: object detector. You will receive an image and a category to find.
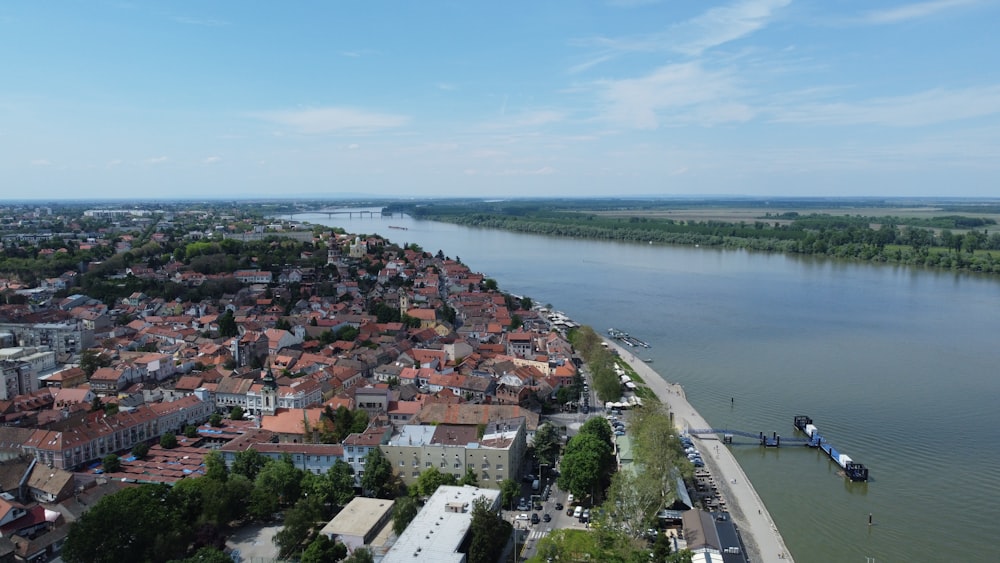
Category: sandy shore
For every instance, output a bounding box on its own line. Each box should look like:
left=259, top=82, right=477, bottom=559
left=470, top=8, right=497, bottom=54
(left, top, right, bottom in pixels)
left=606, top=339, right=794, bottom=563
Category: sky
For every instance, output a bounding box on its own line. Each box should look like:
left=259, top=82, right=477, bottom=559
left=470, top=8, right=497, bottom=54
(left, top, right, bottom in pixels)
left=3, top=0, right=1000, bottom=200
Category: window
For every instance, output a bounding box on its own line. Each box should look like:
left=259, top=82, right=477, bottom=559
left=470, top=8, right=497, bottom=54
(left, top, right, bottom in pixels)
left=348, top=457, right=355, bottom=463
left=399, top=460, right=404, bottom=466
left=496, top=464, right=503, bottom=471
left=425, top=461, right=432, bottom=467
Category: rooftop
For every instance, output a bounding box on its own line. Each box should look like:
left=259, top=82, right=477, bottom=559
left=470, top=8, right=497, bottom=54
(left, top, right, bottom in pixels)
left=383, top=485, right=500, bottom=563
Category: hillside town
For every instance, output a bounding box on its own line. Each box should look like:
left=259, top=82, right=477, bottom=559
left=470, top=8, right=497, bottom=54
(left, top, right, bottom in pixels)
left=0, top=203, right=594, bottom=562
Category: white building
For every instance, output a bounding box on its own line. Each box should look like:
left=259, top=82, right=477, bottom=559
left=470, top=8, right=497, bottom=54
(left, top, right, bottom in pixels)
left=383, top=485, right=501, bottom=563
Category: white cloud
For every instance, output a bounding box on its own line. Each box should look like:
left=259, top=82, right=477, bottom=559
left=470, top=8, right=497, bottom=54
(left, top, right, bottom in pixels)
left=253, top=106, right=409, bottom=134
left=770, top=85, right=1000, bottom=126
left=671, top=0, right=792, bottom=56
left=30, top=159, right=51, bottom=166
left=347, top=144, right=360, bottom=150
left=860, top=0, right=980, bottom=25
left=436, top=83, right=457, bottom=91
left=572, top=0, right=790, bottom=61
left=106, top=159, right=123, bottom=169
left=146, top=156, right=169, bottom=164
left=598, top=62, right=752, bottom=129
left=202, top=156, right=222, bottom=164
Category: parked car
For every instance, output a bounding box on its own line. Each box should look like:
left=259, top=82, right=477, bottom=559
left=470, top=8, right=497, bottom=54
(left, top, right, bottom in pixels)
left=531, top=513, right=540, bottom=525
left=516, top=513, right=529, bottom=521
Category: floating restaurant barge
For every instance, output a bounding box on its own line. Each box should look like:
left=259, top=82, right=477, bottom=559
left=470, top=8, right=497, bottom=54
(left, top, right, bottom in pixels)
left=794, top=415, right=869, bottom=482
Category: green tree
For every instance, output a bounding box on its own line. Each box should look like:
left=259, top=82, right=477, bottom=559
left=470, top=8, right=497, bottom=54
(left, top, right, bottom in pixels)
left=499, top=478, right=520, bottom=510
left=80, top=348, right=111, bottom=377
left=209, top=412, right=223, bottom=427
left=184, top=425, right=199, bottom=438
left=230, top=405, right=244, bottom=421
left=254, top=455, right=303, bottom=508
left=204, top=451, right=228, bottom=482
left=274, top=496, right=323, bottom=559
left=218, top=309, right=238, bottom=337
left=360, top=448, right=395, bottom=499
left=167, top=546, right=233, bottom=563
left=393, top=495, right=420, bottom=535
left=467, top=496, right=511, bottom=563
left=533, top=423, right=561, bottom=468
left=132, top=442, right=150, bottom=460
left=343, top=547, right=374, bottom=563
left=62, top=484, right=191, bottom=563
left=168, top=546, right=233, bottom=563
left=102, top=454, right=121, bottom=473
left=160, top=432, right=178, bottom=449
left=412, top=467, right=457, bottom=498
left=459, top=467, right=479, bottom=487
left=232, top=448, right=267, bottom=481
left=301, top=535, right=347, bottom=563
left=557, top=432, right=613, bottom=499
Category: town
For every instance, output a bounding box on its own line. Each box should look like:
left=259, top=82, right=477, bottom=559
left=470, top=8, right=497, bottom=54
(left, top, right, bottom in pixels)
left=0, top=202, right=713, bottom=563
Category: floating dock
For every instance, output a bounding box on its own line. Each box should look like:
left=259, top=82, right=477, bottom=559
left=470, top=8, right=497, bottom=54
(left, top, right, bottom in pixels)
left=607, top=328, right=650, bottom=348
left=794, top=415, right=869, bottom=482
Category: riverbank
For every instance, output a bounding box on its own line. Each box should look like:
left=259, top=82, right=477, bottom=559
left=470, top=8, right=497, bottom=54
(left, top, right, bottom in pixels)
left=605, top=338, right=794, bottom=562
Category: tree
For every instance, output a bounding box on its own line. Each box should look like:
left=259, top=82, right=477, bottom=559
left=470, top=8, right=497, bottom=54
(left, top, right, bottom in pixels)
left=80, top=348, right=111, bottom=377
left=557, top=432, right=613, bottom=499
left=132, top=442, right=150, bottom=460
left=184, top=425, right=199, bottom=438
left=62, top=484, right=191, bottom=563
left=467, top=496, right=511, bottom=563
left=499, top=478, right=520, bottom=510
left=301, top=535, right=347, bottom=563
left=209, top=412, right=223, bottom=427
left=218, top=309, right=238, bottom=337
left=459, top=467, right=479, bottom=487
left=168, top=546, right=233, bottom=563
left=160, top=432, right=178, bottom=449
left=412, top=467, right=456, bottom=498
left=393, top=495, right=420, bottom=535
left=533, top=423, right=561, bottom=467
left=274, top=496, right=323, bottom=559
left=103, top=454, right=121, bottom=473
left=204, top=451, right=228, bottom=482
left=603, top=470, right=663, bottom=540
left=360, top=448, right=395, bottom=499
left=343, top=547, right=374, bottom=563
left=254, top=455, right=303, bottom=508
left=230, top=405, right=245, bottom=421
left=232, top=448, right=267, bottom=481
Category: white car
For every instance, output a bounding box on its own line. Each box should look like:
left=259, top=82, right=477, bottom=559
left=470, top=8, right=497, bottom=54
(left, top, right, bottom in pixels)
left=567, top=493, right=574, bottom=504
left=516, top=513, right=529, bottom=521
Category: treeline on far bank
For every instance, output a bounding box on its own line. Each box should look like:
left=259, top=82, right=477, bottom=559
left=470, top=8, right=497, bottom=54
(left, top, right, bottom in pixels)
left=398, top=203, right=1000, bottom=275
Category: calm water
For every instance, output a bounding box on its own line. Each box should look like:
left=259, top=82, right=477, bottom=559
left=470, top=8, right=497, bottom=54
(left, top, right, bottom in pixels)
left=298, top=209, right=1000, bottom=562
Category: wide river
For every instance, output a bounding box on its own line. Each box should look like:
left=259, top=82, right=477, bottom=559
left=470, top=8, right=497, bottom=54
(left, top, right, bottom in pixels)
left=297, top=209, right=1000, bottom=563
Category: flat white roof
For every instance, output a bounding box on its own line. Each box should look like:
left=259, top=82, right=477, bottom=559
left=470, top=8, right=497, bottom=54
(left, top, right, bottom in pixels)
left=320, top=497, right=394, bottom=539
left=383, top=485, right=501, bottom=563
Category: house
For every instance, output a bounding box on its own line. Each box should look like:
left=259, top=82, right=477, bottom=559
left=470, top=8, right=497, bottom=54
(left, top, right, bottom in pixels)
left=89, top=366, right=137, bottom=394
left=234, top=270, right=273, bottom=284
left=354, top=386, right=390, bottom=417
left=25, top=465, right=74, bottom=503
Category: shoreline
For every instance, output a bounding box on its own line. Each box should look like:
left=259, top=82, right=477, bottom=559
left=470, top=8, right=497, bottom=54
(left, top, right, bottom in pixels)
left=604, top=338, right=794, bottom=562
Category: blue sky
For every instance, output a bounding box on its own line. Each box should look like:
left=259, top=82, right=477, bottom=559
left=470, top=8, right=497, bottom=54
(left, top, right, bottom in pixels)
left=3, top=0, right=999, bottom=200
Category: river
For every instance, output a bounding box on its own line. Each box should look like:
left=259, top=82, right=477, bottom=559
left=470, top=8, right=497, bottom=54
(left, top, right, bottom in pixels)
left=295, top=209, right=1000, bottom=563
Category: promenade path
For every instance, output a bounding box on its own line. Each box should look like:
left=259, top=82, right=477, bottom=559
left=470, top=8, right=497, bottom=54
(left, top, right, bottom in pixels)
left=606, top=339, right=794, bottom=563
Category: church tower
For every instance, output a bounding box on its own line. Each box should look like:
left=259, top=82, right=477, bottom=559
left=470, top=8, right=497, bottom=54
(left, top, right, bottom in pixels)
left=261, top=364, right=278, bottom=417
